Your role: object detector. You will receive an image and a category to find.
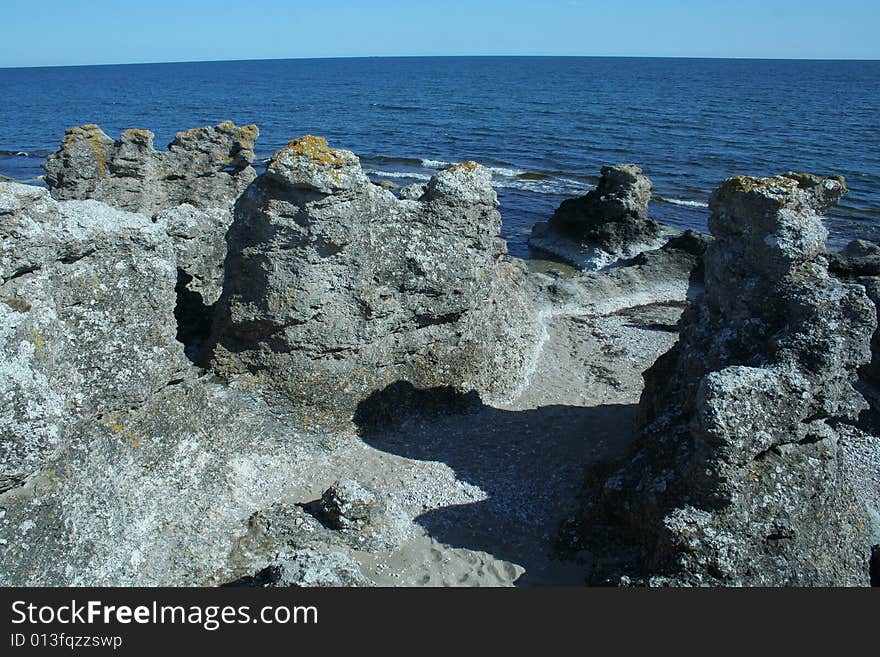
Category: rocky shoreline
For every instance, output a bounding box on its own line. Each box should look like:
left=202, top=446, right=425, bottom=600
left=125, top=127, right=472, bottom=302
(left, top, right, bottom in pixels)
left=1, top=122, right=877, bottom=586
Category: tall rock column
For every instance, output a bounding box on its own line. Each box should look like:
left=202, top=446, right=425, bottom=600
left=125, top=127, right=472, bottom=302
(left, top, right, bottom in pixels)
left=210, top=136, right=537, bottom=422
left=579, top=173, right=875, bottom=586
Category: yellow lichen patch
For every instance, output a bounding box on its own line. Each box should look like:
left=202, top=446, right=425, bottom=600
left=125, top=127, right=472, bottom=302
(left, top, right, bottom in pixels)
left=725, top=175, right=798, bottom=195
left=238, top=124, right=259, bottom=143
left=280, top=135, right=345, bottom=167
left=121, top=128, right=153, bottom=145
left=449, top=161, right=480, bottom=173
left=62, top=125, right=108, bottom=173
left=106, top=418, right=144, bottom=447
left=29, top=331, right=45, bottom=355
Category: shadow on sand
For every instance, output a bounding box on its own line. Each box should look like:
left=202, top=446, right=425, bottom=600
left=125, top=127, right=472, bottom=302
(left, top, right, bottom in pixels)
left=354, top=381, right=637, bottom=586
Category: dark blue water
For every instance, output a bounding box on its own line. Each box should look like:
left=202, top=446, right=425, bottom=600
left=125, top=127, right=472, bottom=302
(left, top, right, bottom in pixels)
left=1, top=57, right=878, bottom=256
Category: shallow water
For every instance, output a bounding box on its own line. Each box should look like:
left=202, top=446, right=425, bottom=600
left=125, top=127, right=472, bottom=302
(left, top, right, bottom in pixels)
left=1, top=56, right=878, bottom=256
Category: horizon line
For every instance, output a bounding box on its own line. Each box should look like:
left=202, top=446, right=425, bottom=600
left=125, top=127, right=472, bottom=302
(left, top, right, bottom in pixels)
left=3, top=53, right=880, bottom=71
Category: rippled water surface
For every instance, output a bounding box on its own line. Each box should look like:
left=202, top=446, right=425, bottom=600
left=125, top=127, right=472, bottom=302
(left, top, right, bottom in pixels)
left=1, top=57, right=878, bottom=256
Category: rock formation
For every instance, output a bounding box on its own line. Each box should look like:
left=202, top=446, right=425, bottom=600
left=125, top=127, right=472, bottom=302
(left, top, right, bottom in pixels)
left=529, top=164, right=666, bottom=270
left=0, top=181, right=344, bottom=585
left=43, top=121, right=259, bottom=214
left=43, top=121, right=260, bottom=308
left=210, top=136, right=538, bottom=421
left=572, top=173, right=877, bottom=586
left=829, top=239, right=880, bottom=386
left=0, top=183, right=186, bottom=492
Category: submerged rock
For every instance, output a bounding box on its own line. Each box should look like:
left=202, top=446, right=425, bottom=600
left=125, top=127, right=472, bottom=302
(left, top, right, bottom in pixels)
left=529, top=164, right=667, bottom=270
left=210, top=137, right=538, bottom=421
left=574, top=172, right=876, bottom=586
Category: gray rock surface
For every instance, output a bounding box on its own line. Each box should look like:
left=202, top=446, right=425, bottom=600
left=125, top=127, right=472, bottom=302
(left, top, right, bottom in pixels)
left=43, top=122, right=259, bottom=215
left=269, top=549, right=370, bottom=587
left=828, top=239, right=880, bottom=387
left=529, top=164, right=667, bottom=270
left=572, top=173, right=877, bottom=586
left=321, top=478, right=385, bottom=530
left=210, top=137, right=539, bottom=422
left=399, top=182, right=428, bottom=200
left=43, top=122, right=258, bottom=306
left=0, top=182, right=186, bottom=493
left=158, top=204, right=233, bottom=307
left=0, top=377, right=335, bottom=586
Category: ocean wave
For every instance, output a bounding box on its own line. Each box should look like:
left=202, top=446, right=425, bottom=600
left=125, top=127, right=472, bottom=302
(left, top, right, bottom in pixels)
left=658, top=197, right=709, bottom=208
left=0, top=149, right=52, bottom=158
left=370, top=103, right=423, bottom=112
left=421, top=158, right=454, bottom=169
left=420, top=159, right=549, bottom=181
left=488, top=166, right=528, bottom=178
left=365, top=169, right=433, bottom=181
left=366, top=167, right=589, bottom=196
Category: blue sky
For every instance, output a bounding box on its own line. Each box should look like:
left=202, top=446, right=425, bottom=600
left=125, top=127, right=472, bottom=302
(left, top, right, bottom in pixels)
left=3, top=0, right=878, bottom=67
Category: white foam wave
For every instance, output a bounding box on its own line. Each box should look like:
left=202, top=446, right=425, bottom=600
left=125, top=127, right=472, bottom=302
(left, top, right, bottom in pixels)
left=488, top=166, right=528, bottom=177
left=366, top=169, right=433, bottom=181
left=661, top=197, right=709, bottom=208
left=367, top=167, right=590, bottom=197
left=420, top=159, right=453, bottom=169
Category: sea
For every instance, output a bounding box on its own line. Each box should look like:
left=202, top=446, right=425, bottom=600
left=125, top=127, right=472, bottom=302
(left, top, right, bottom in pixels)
left=1, top=56, right=878, bottom=258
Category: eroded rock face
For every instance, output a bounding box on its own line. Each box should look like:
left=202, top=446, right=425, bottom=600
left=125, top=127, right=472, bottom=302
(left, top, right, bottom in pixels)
left=575, top=173, right=876, bottom=586
left=43, top=121, right=259, bottom=215
left=829, top=239, right=880, bottom=387
left=529, top=164, right=665, bottom=270
left=0, top=182, right=186, bottom=493
left=210, top=136, right=538, bottom=421
left=0, top=378, right=333, bottom=586
left=43, top=122, right=259, bottom=307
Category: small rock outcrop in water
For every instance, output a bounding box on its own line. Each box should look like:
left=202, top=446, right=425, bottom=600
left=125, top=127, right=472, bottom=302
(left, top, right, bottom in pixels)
left=43, top=122, right=260, bottom=309
left=210, top=136, right=537, bottom=421
left=529, top=164, right=666, bottom=270
left=573, top=173, right=876, bottom=586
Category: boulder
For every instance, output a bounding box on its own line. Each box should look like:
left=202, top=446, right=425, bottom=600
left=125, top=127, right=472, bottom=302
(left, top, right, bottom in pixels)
left=320, top=478, right=385, bottom=530
left=264, top=549, right=369, bottom=587
left=575, top=173, right=876, bottom=586
left=399, top=182, right=428, bottom=200
left=828, top=239, right=880, bottom=387
left=210, top=136, right=538, bottom=422
left=828, top=239, right=880, bottom=279
left=529, top=164, right=667, bottom=270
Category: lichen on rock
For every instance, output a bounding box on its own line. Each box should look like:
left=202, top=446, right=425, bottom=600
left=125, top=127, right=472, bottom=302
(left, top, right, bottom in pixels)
left=571, top=172, right=876, bottom=586
left=529, top=163, right=668, bottom=270
left=209, top=136, right=539, bottom=422
left=43, top=121, right=260, bottom=327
